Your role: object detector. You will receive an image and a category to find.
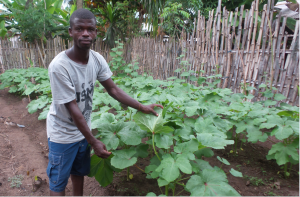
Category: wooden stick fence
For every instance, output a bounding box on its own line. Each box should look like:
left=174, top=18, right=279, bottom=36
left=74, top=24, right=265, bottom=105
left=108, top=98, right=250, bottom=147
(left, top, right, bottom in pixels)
left=0, top=0, right=299, bottom=105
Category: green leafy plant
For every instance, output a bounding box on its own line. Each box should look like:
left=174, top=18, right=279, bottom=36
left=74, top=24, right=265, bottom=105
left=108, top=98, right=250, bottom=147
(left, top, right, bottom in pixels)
left=8, top=174, right=23, bottom=188
left=0, top=67, right=51, bottom=119
left=244, top=175, right=265, bottom=186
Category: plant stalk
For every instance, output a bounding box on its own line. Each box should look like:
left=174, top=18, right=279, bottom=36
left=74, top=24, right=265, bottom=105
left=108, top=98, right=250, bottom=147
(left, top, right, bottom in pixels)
left=152, top=133, right=161, bottom=161
left=173, top=183, right=176, bottom=196
left=240, top=134, right=243, bottom=149
left=165, top=185, right=169, bottom=196
left=235, top=134, right=238, bottom=155
left=127, top=167, right=130, bottom=181
left=284, top=163, right=288, bottom=179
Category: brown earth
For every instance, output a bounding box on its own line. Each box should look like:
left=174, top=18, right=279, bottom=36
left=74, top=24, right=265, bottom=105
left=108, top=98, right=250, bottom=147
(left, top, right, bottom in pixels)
left=0, top=88, right=299, bottom=196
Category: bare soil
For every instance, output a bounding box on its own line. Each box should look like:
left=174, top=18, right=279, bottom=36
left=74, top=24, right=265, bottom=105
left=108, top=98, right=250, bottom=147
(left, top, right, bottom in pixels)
left=0, top=88, right=299, bottom=196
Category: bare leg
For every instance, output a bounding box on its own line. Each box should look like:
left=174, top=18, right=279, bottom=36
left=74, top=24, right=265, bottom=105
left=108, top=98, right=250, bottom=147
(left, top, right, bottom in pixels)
left=71, top=174, right=84, bottom=196
left=50, top=190, right=65, bottom=196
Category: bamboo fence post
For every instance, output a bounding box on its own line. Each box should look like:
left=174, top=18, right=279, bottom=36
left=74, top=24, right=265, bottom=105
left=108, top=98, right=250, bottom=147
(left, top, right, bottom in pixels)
left=215, top=0, right=222, bottom=75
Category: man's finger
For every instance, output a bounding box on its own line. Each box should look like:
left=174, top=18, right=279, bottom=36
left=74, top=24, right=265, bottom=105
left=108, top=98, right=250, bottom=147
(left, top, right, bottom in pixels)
left=151, top=109, right=159, bottom=116
left=154, top=104, right=164, bottom=109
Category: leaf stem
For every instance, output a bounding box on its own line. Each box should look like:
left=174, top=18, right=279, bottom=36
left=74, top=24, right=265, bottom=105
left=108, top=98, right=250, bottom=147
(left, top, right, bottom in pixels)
left=267, top=139, right=276, bottom=144
left=176, top=182, right=185, bottom=187
left=134, top=164, right=145, bottom=173
left=159, top=185, right=163, bottom=195
left=175, top=189, right=185, bottom=196
left=177, top=176, right=191, bottom=182
left=152, top=133, right=161, bottom=161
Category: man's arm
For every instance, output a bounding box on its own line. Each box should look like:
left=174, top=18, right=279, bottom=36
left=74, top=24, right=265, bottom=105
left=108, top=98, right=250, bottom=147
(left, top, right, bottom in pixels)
left=64, top=100, right=111, bottom=159
left=100, top=78, right=163, bottom=115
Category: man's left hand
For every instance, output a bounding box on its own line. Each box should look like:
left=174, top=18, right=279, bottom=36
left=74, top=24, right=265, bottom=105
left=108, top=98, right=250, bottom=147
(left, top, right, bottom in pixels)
left=140, top=104, right=164, bottom=116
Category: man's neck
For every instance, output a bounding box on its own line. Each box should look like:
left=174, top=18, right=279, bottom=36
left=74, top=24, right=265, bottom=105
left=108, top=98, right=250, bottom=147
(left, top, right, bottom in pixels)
left=66, top=46, right=90, bottom=65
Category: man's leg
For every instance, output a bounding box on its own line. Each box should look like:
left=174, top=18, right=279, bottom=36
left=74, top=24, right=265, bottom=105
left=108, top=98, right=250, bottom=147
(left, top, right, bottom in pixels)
left=71, top=174, right=84, bottom=196
left=47, top=138, right=80, bottom=196
left=50, top=190, right=65, bottom=196
left=70, top=139, right=91, bottom=196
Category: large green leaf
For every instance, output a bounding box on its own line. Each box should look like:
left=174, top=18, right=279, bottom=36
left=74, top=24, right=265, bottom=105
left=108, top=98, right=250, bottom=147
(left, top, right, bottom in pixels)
left=186, top=169, right=240, bottom=196
left=174, top=139, right=199, bottom=157
left=154, top=133, right=173, bottom=149
left=91, top=112, right=116, bottom=129
left=268, top=143, right=299, bottom=165
left=194, top=148, right=214, bottom=158
left=88, top=155, right=114, bottom=187
left=195, top=117, right=227, bottom=137
left=133, top=108, right=174, bottom=134
left=155, top=154, right=193, bottom=182
left=155, top=155, right=180, bottom=182
left=190, top=159, right=213, bottom=173
left=197, top=133, right=234, bottom=149
left=134, top=144, right=149, bottom=158
left=247, top=130, right=268, bottom=143
left=111, top=149, right=138, bottom=169
left=118, top=122, right=143, bottom=145
left=27, top=96, right=49, bottom=114
left=259, top=115, right=282, bottom=129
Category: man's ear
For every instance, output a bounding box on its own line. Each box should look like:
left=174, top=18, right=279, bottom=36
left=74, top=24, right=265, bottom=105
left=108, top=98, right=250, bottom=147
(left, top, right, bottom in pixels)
left=68, top=27, right=73, bottom=37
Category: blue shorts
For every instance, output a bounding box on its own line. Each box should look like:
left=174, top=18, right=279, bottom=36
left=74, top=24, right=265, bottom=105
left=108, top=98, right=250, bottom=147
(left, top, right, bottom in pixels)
left=46, top=138, right=91, bottom=192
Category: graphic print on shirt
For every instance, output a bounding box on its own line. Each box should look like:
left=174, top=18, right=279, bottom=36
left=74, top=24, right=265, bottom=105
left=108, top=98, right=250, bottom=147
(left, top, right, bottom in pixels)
left=69, top=82, right=94, bottom=123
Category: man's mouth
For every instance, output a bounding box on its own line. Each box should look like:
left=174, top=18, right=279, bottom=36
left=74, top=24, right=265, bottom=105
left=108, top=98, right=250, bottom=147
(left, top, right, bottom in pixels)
left=80, top=40, right=92, bottom=44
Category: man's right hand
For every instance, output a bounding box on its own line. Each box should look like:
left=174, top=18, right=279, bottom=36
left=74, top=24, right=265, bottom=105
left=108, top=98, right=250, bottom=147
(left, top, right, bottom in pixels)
left=91, top=140, right=111, bottom=159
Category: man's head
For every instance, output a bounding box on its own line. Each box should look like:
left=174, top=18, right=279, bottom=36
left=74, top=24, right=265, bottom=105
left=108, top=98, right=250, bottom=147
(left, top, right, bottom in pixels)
left=69, top=9, right=97, bottom=50
left=69, top=8, right=96, bottom=28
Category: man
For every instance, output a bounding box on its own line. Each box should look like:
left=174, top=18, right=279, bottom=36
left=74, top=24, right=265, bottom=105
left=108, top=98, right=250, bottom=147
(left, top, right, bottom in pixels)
left=46, top=8, right=163, bottom=196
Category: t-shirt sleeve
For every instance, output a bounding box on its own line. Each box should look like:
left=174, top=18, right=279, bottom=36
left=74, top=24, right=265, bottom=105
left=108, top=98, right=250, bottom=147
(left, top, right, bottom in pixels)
left=95, top=53, right=113, bottom=82
left=49, top=70, right=76, bottom=105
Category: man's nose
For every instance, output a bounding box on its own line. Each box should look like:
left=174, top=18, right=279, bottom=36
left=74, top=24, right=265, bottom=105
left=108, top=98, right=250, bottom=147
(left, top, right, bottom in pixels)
left=82, top=29, right=89, bottom=36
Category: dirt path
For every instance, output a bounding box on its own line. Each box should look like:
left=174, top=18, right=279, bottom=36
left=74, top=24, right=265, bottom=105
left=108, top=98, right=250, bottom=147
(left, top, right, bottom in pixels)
left=0, top=88, right=299, bottom=196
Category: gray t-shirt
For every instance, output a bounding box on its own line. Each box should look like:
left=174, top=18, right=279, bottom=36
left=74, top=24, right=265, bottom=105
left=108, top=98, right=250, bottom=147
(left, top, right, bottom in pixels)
left=46, top=50, right=113, bottom=144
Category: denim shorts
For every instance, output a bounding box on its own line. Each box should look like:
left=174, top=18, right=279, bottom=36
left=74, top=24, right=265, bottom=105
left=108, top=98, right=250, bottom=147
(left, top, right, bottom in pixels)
left=46, top=138, right=91, bottom=192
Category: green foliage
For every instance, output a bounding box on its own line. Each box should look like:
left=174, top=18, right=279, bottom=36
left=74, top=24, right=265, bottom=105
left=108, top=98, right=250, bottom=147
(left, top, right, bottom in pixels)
left=160, top=2, right=190, bottom=38
left=0, top=20, right=7, bottom=38
left=245, top=175, right=265, bottom=186
left=0, top=67, right=51, bottom=119
left=92, top=0, right=140, bottom=48
left=186, top=169, right=240, bottom=196
left=0, top=0, right=72, bottom=41
left=3, top=52, right=299, bottom=195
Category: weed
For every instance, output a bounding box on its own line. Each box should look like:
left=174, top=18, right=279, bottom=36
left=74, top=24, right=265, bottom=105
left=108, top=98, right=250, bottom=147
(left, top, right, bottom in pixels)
left=245, top=175, right=265, bottom=186
left=117, top=187, right=129, bottom=192
left=261, top=168, right=267, bottom=176
left=265, top=191, right=278, bottom=196
left=8, top=174, right=23, bottom=188
left=236, top=165, right=242, bottom=171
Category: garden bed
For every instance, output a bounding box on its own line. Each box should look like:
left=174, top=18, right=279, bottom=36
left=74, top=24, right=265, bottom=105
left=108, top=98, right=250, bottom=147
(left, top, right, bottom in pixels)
left=0, top=88, right=298, bottom=196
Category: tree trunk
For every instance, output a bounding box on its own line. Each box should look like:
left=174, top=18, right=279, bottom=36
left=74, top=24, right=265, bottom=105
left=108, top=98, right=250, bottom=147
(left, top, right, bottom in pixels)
left=77, top=0, right=83, bottom=9
left=25, top=0, right=33, bottom=9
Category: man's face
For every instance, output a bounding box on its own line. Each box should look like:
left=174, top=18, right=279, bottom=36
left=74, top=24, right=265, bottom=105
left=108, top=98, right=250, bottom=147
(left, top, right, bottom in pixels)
left=69, top=18, right=97, bottom=50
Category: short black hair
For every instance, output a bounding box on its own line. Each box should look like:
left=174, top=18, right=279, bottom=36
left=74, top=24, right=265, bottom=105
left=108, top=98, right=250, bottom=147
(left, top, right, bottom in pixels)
left=69, top=8, right=96, bottom=28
